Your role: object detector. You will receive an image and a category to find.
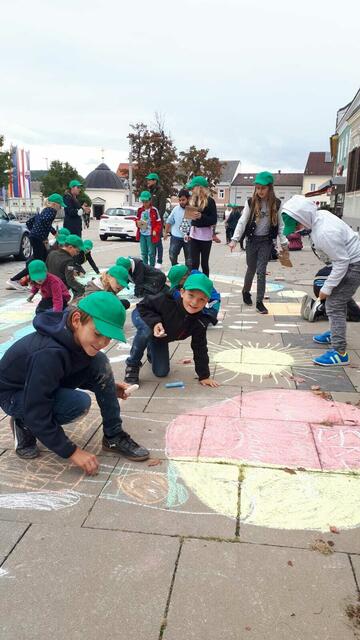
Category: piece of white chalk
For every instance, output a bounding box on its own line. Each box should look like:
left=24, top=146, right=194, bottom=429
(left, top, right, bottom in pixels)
left=124, top=384, right=139, bottom=397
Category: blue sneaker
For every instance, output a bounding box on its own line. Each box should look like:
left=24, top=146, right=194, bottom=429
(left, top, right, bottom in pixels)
left=313, top=350, right=349, bottom=366
left=313, top=330, right=331, bottom=344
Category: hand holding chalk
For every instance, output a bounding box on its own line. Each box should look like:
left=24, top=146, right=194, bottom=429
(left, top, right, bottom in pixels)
left=124, top=384, right=139, bottom=397
left=153, top=322, right=167, bottom=338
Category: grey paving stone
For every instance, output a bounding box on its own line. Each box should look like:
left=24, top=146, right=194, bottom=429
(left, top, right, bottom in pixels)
left=240, top=523, right=360, bottom=554
left=0, top=521, right=29, bottom=563
left=145, top=384, right=242, bottom=415
left=84, top=458, right=238, bottom=538
left=0, top=524, right=179, bottom=640
left=163, top=539, right=358, bottom=640
left=292, top=366, right=356, bottom=392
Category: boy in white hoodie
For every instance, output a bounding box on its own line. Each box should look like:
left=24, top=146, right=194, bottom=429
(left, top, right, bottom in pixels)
left=282, top=195, right=360, bottom=366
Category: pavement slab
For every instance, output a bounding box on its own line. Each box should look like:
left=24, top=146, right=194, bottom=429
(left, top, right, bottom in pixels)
left=0, top=521, right=30, bottom=563
left=163, top=539, right=357, bottom=640
left=0, top=525, right=179, bottom=640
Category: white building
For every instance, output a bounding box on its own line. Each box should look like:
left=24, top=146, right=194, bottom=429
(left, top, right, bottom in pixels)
left=341, top=89, right=360, bottom=229
left=230, top=171, right=303, bottom=207
left=84, top=163, right=129, bottom=219
left=302, top=152, right=333, bottom=205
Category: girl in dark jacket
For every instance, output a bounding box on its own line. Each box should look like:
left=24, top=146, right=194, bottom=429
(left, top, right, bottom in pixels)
left=187, top=176, right=218, bottom=277
left=63, top=179, right=84, bottom=236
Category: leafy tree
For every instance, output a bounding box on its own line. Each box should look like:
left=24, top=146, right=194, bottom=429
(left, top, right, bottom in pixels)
left=41, top=161, right=89, bottom=203
left=177, top=145, right=223, bottom=190
left=128, top=116, right=178, bottom=198
left=0, top=135, right=12, bottom=190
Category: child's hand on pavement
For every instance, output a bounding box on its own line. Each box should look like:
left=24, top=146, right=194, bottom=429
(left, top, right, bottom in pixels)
left=199, top=378, right=219, bottom=388
left=153, top=323, right=167, bottom=338
left=229, top=241, right=237, bottom=252
left=115, top=382, right=129, bottom=399
left=70, top=447, right=99, bottom=475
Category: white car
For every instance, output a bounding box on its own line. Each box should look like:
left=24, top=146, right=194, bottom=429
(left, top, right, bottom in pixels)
left=99, top=206, right=139, bottom=241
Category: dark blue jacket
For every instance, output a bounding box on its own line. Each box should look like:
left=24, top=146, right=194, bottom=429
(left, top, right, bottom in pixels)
left=28, top=207, right=57, bottom=241
left=171, top=269, right=221, bottom=325
left=63, top=192, right=82, bottom=236
left=0, top=310, right=92, bottom=458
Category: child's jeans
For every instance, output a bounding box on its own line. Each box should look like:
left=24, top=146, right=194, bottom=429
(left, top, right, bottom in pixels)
left=169, top=235, right=192, bottom=269
left=126, top=309, right=170, bottom=377
left=0, top=351, right=124, bottom=440
left=140, top=234, right=156, bottom=266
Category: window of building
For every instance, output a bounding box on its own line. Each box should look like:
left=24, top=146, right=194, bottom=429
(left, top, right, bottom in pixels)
left=346, top=147, right=360, bottom=192
left=218, top=189, right=224, bottom=199
left=310, top=183, right=316, bottom=191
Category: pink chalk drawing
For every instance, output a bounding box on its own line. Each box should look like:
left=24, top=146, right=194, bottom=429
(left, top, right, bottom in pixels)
left=166, top=390, right=360, bottom=472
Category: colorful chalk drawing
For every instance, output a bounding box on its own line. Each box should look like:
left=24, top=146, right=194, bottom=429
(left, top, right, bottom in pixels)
left=0, top=297, right=37, bottom=332
left=165, top=390, right=360, bottom=530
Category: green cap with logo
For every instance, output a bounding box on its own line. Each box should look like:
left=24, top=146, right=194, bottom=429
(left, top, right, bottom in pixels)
left=64, top=234, right=83, bottom=249
left=78, top=291, right=126, bottom=342
left=28, top=259, right=47, bottom=282
left=186, top=175, right=209, bottom=189
left=107, top=265, right=129, bottom=288
left=116, top=257, right=131, bottom=271
left=68, top=179, right=82, bottom=188
left=168, top=264, right=189, bottom=288
left=183, top=273, right=213, bottom=299
left=282, top=212, right=298, bottom=237
left=83, top=240, right=93, bottom=251
left=254, top=171, right=274, bottom=186
left=146, top=172, right=160, bottom=181
left=139, top=190, right=152, bottom=202
left=48, top=193, right=66, bottom=208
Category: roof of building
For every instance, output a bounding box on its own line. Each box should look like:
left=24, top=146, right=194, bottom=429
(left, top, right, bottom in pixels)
left=85, top=163, right=126, bottom=190
left=232, top=172, right=303, bottom=187
left=219, top=160, right=240, bottom=184
left=304, top=152, right=333, bottom=176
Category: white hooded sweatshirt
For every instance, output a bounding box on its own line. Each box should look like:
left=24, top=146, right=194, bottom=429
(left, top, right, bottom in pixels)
left=282, top=195, right=360, bottom=295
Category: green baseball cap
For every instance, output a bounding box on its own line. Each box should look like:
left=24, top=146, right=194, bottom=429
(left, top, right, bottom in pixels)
left=254, top=171, right=274, bottom=186
left=183, top=273, right=213, bottom=299
left=64, top=234, right=83, bottom=250
left=28, top=259, right=47, bottom=282
left=168, top=264, right=189, bottom=288
left=140, top=190, right=152, bottom=202
left=83, top=240, right=93, bottom=251
left=146, top=172, right=160, bottom=181
left=107, top=265, right=129, bottom=288
left=186, top=176, right=209, bottom=189
left=116, top=257, right=131, bottom=271
left=78, top=291, right=126, bottom=342
left=68, top=179, right=82, bottom=188
left=57, top=235, right=67, bottom=246
left=48, top=193, right=66, bottom=208
left=58, top=227, right=71, bottom=236
left=282, top=212, right=298, bottom=237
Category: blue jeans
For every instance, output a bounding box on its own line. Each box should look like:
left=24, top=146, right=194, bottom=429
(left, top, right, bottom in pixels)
left=126, top=309, right=170, bottom=377
left=140, top=234, right=156, bottom=266
left=0, top=351, right=124, bottom=440
left=169, top=235, right=192, bottom=268
left=154, top=237, right=163, bottom=265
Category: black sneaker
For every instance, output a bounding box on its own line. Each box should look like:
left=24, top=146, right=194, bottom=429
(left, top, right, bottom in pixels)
left=10, top=417, right=40, bottom=459
left=124, top=364, right=141, bottom=384
left=102, top=433, right=150, bottom=461
left=242, top=291, right=252, bottom=306
left=256, top=301, right=268, bottom=314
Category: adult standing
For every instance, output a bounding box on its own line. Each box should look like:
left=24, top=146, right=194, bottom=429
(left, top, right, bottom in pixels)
left=6, top=194, right=65, bottom=290
left=186, top=176, right=218, bottom=277
left=63, top=179, right=84, bottom=237
left=229, top=171, right=288, bottom=314
left=164, top=189, right=192, bottom=269
left=146, top=172, right=167, bottom=268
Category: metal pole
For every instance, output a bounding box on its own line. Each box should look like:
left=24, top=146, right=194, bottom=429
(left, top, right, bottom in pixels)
left=128, top=144, right=133, bottom=206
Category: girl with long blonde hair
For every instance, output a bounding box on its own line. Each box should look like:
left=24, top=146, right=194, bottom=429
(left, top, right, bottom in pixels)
left=187, top=176, right=218, bottom=277
left=229, top=171, right=288, bottom=314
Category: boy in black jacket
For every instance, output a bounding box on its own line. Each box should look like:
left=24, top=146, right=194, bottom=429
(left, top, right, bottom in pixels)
left=124, top=273, right=219, bottom=387
left=0, top=292, right=149, bottom=473
left=116, top=256, right=167, bottom=297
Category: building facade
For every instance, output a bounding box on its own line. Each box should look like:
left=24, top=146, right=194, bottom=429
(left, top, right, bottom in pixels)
left=84, top=163, right=129, bottom=219
left=230, top=172, right=303, bottom=207
left=302, top=152, right=333, bottom=205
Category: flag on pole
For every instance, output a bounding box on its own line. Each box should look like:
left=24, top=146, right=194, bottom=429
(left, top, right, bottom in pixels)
left=11, top=146, right=19, bottom=198
left=25, top=151, right=31, bottom=198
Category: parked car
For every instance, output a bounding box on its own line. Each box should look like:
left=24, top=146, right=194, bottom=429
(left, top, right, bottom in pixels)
left=0, top=207, right=32, bottom=260
left=99, top=206, right=139, bottom=241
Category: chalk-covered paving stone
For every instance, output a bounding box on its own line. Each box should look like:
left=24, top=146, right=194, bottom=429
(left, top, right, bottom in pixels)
left=0, top=525, right=179, bottom=640
left=163, top=540, right=358, bottom=640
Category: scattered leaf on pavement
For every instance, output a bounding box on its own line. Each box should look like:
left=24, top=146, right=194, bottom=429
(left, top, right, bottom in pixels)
left=147, top=459, right=162, bottom=467
left=287, top=560, right=294, bottom=567
left=329, top=525, right=340, bottom=534
left=310, top=539, right=334, bottom=555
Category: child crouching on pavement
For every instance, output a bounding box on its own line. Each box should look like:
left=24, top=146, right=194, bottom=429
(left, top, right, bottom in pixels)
left=0, top=291, right=149, bottom=473
left=27, top=259, right=71, bottom=314
left=124, top=272, right=219, bottom=387
left=83, top=265, right=131, bottom=309
left=168, top=264, right=221, bottom=325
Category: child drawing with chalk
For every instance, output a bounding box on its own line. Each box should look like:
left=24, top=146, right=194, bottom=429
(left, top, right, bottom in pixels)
left=124, top=273, right=219, bottom=387
left=27, top=259, right=71, bottom=314
left=168, top=264, right=221, bottom=325
left=0, top=292, right=149, bottom=473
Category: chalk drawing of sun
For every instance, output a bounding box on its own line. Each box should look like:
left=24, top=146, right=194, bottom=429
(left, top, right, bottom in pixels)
left=165, top=389, right=360, bottom=531
left=209, top=340, right=308, bottom=384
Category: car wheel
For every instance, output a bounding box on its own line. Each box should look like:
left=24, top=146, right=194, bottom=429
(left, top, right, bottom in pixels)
left=100, top=234, right=108, bottom=241
left=15, top=233, right=32, bottom=261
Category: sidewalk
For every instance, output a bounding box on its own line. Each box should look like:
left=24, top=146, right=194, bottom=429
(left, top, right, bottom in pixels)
left=0, top=231, right=359, bottom=639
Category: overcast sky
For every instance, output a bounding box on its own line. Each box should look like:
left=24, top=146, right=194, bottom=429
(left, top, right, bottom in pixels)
left=1, top=0, right=359, bottom=178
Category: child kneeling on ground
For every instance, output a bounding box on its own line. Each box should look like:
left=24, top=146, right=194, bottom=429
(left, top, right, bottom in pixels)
left=0, top=291, right=149, bottom=473
left=84, top=265, right=130, bottom=309
left=168, top=264, right=221, bottom=325
left=124, top=273, right=219, bottom=387
left=27, top=259, right=71, bottom=314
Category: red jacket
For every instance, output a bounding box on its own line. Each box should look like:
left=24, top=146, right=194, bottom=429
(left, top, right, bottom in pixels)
left=136, top=206, right=162, bottom=243
left=31, top=273, right=71, bottom=312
